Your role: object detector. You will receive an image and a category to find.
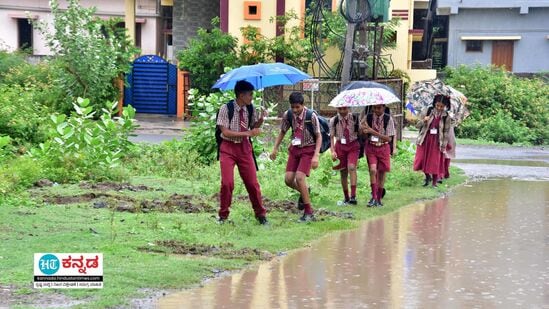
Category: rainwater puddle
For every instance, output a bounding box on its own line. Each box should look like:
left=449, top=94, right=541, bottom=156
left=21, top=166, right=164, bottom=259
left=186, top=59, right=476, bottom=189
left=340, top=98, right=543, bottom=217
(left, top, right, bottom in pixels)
left=157, top=179, right=549, bottom=308
left=453, top=159, right=549, bottom=167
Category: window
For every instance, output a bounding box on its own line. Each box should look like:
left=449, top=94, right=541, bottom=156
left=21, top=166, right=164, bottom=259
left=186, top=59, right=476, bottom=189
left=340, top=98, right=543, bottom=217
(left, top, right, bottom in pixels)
left=17, top=18, right=33, bottom=50
left=466, top=40, right=482, bottom=52
left=244, top=1, right=261, bottom=20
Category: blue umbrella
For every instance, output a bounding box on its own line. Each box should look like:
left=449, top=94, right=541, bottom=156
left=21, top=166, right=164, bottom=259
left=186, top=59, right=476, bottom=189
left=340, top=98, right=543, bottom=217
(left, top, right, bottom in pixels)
left=212, top=62, right=311, bottom=91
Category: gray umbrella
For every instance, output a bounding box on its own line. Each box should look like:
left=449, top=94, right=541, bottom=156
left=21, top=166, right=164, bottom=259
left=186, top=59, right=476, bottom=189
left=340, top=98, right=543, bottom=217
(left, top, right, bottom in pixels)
left=340, top=81, right=397, bottom=95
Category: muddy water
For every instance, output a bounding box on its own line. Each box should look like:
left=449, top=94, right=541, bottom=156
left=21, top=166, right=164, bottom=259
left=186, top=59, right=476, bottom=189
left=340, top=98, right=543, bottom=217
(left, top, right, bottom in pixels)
left=157, top=180, right=549, bottom=308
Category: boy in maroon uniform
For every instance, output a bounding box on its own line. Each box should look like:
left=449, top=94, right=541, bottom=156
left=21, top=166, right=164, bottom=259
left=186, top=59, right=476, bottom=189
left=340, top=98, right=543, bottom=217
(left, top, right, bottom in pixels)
left=360, top=104, right=396, bottom=207
left=270, top=92, right=321, bottom=222
left=330, top=107, right=361, bottom=205
left=216, top=80, right=267, bottom=224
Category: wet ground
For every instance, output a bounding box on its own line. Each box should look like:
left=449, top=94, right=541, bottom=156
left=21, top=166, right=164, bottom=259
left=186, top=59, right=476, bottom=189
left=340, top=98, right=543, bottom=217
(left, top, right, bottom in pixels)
left=156, top=144, right=549, bottom=308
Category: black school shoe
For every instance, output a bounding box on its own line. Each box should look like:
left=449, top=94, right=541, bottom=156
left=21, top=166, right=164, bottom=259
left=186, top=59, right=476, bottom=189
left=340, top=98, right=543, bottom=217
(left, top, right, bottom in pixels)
left=348, top=196, right=357, bottom=205
left=367, top=198, right=375, bottom=207
left=298, top=214, right=316, bottom=223
left=423, top=175, right=432, bottom=186
left=257, top=216, right=268, bottom=225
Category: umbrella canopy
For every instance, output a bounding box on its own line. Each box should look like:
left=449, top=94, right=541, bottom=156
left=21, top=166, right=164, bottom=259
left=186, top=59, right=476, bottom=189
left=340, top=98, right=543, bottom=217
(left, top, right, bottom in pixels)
left=341, top=80, right=397, bottom=95
left=329, top=87, right=400, bottom=108
left=212, top=62, right=311, bottom=91
left=406, top=79, right=470, bottom=125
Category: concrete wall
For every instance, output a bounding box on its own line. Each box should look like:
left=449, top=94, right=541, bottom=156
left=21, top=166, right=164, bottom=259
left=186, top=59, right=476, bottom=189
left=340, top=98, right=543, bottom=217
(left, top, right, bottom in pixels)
left=445, top=7, right=549, bottom=73
left=0, top=0, right=160, bottom=55
left=172, top=0, right=219, bottom=52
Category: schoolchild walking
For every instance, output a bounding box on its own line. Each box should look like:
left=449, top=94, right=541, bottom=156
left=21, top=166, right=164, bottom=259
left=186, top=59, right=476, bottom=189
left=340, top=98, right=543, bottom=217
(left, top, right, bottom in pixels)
left=330, top=107, right=361, bottom=205
left=270, top=92, right=321, bottom=222
left=360, top=104, right=396, bottom=207
left=216, top=80, right=267, bottom=225
left=439, top=102, right=456, bottom=182
left=413, top=94, right=452, bottom=187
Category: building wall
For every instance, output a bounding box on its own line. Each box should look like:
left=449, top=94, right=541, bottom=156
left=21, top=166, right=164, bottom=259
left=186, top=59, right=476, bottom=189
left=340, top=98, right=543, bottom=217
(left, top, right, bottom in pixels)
left=0, top=0, right=160, bottom=56
left=446, top=7, right=549, bottom=73
left=172, top=0, right=219, bottom=51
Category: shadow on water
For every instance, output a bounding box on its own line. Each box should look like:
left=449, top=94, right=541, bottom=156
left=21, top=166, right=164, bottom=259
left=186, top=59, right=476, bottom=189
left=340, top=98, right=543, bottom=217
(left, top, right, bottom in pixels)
left=157, top=180, right=549, bottom=308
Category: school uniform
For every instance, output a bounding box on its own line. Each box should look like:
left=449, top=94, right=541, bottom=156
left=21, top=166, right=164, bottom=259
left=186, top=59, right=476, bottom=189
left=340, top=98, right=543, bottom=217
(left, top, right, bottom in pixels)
left=413, top=109, right=451, bottom=179
left=280, top=107, right=321, bottom=177
left=360, top=112, right=396, bottom=172
left=216, top=101, right=266, bottom=220
left=329, top=114, right=361, bottom=170
left=359, top=111, right=396, bottom=204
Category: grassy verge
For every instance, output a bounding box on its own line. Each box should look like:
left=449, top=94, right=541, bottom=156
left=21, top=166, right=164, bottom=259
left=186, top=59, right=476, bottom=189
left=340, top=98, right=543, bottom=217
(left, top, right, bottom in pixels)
left=0, top=146, right=466, bottom=308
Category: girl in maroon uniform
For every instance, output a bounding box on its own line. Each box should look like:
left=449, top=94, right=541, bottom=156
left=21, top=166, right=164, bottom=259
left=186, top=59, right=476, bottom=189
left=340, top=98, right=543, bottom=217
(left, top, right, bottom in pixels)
left=413, top=95, right=452, bottom=187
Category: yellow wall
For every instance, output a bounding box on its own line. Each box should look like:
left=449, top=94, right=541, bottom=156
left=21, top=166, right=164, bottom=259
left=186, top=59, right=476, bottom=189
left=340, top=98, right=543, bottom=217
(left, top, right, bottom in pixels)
left=226, top=0, right=436, bottom=83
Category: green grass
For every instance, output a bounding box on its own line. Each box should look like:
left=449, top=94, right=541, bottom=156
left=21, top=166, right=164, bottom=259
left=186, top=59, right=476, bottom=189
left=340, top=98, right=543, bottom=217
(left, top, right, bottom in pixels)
left=0, top=148, right=466, bottom=308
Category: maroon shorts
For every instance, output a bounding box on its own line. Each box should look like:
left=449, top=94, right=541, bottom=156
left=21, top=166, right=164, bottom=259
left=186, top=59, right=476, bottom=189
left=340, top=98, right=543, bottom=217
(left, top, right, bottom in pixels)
left=286, top=145, right=315, bottom=176
left=365, top=143, right=391, bottom=172
left=335, top=140, right=360, bottom=168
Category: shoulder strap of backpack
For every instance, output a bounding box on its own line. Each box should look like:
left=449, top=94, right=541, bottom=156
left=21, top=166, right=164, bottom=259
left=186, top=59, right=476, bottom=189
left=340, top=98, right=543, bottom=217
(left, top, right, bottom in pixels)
left=227, top=101, right=235, bottom=123
left=366, top=113, right=373, bottom=127
left=333, top=115, right=339, bottom=132
left=352, top=113, right=359, bottom=133
left=286, top=109, right=293, bottom=131
left=383, top=113, right=390, bottom=131
left=305, top=109, right=315, bottom=137
left=246, top=104, right=254, bottom=129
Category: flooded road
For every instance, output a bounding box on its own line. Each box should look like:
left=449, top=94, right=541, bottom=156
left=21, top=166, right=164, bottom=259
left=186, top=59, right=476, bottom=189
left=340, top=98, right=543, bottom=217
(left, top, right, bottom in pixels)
left=157, top=179, right=549, bottom=308
left=156, top=145, right=549, bottom=308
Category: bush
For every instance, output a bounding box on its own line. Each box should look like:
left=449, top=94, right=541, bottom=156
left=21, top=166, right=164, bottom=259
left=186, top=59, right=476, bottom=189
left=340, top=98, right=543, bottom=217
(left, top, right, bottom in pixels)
left=0, top=156, right=43, bottom=196
left=0, top=50, right=27, bottom=83
left=177, top=18, right=238, bottom=94
left=28, top=98, right=137, bottom=182
left=0, top=84, right=51, bottom=145
left=34, top=0, right=138, bottom=112
left=445, top=65, right=548, bottom=145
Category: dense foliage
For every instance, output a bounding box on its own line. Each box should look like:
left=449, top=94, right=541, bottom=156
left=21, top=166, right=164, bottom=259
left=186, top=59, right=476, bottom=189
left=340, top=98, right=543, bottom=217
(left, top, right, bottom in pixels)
left=445, top=65, right=548, bottom=145
left=29, top=98, right=137, bottom=182
left=34, top=0, right=138, bottom=113
left=177, top=18, right=239, bottom=94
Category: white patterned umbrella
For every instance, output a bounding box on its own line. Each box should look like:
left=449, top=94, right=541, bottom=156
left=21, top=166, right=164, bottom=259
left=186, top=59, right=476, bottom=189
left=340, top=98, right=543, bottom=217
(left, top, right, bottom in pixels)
left=329, top=88, right=400, bottom=107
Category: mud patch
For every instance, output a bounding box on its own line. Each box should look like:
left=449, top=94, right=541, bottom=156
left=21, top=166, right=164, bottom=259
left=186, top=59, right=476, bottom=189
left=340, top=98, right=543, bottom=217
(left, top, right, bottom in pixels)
left=140, top=240, right=274, bottom=261
left=0, top=284, right=88, bottom=308
left=79, top=181, right=162, bottom=192
left=42, top=193, right=216, bottom=214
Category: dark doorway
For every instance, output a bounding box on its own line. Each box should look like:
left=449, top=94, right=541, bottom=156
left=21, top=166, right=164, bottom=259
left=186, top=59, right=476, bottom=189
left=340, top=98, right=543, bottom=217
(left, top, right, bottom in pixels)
left=17, top=19, right=32, bottom=50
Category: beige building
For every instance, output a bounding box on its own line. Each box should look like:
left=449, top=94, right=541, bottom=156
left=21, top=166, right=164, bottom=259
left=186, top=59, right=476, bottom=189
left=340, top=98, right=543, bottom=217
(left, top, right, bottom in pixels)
left=218, top=0, right=436, bottom=83
left=0, top=0, right=171, bottom=58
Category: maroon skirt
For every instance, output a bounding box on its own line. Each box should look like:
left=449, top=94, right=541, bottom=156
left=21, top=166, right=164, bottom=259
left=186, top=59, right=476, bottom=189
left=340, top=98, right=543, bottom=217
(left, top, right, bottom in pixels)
left=413, top=133, right=444, bottom=174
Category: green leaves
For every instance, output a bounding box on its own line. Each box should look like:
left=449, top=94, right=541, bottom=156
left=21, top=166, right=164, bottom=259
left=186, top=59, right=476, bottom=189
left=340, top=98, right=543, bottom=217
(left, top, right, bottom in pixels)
left=34, top=0, right=138, bottom=113
left=445, top=65, right=548, bottom=145
left=30, top=97, right=137, bottom=182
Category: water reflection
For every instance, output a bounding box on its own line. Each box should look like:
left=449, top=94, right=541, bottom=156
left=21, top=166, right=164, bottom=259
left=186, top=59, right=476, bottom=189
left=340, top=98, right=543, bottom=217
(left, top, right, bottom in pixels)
left=158, top=180, right=549, bottom=308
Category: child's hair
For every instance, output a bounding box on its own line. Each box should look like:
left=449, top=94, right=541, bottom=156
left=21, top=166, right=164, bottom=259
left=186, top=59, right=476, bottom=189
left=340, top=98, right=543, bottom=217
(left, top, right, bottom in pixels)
left=433, top=94, right=450, bottom=108
left=289, top=92, right=304, bottom=105
left=234, top=80, right=254, bottom=97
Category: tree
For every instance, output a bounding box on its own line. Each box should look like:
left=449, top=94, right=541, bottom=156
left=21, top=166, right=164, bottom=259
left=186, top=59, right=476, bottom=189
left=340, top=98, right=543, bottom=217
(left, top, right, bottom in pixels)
left=35, top=0, right=138, bottom=113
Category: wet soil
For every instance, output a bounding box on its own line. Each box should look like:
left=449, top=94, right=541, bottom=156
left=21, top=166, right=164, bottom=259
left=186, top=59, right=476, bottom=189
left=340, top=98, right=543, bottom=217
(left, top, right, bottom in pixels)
left=139, top=240, right=275, bottom=261
left=38, top=185, right=355, bottom=219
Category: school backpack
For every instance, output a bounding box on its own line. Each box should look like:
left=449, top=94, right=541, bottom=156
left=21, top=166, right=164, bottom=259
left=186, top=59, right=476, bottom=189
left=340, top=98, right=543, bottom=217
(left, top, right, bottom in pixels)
left=215, top=101, right=258, bottom=170
left=332, top=113, right=366, bottom=158
left=365, top=113, right=394, bottom=155
left=286, top=109, right=331, bottom=153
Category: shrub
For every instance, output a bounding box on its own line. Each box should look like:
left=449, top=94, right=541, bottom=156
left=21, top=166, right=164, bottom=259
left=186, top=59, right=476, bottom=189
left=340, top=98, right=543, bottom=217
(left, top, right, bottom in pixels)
left=445, top=65, right=548, bottom=145
left=34, top=0, right=138, bottom=112
left=0, top=156, right=43, bottom=196
left=0, top=84, right=51, bottom=145
left=0, top=50, right=27, bottom=83
left=177, top=18, right=238, bottom=94
left=28, top=98, right=137, bottom=182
